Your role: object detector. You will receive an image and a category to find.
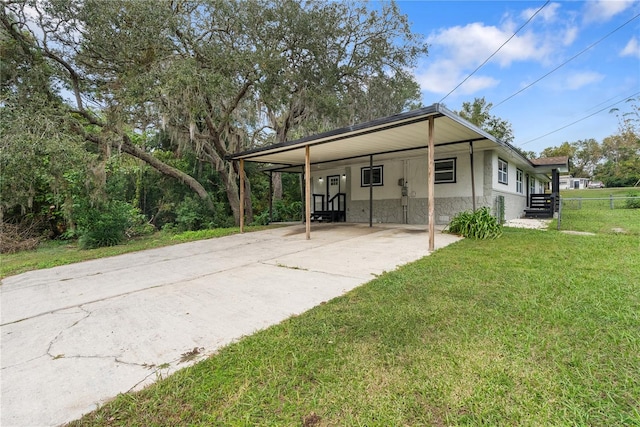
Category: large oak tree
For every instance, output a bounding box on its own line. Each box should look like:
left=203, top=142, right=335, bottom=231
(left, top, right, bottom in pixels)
left=1, top=0, right=426, bottom=225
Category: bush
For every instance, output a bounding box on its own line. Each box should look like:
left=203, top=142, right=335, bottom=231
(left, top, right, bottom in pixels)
left=252, top=199, right=303, bottom=225
left=75, top=200, right=148, bottom=249
left=174, top=196, right=232, bottom=231
left=446, top=207, right=503, bottom=239
left=625, top=192, right=640, bottom=209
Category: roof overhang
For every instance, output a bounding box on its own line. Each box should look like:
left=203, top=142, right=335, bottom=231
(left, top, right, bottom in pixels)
left=530, top=156, right=570, bottom=174
left=229, top=103, right=530, bottom=171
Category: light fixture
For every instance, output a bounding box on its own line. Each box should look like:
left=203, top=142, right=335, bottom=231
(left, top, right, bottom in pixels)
left=342, top=174, right=346, bottom=179
left=319, top=177, right=323, bottom=182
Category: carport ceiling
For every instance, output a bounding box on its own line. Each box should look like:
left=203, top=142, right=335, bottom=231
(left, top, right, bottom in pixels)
left=229, top=103, right=508, bottom=168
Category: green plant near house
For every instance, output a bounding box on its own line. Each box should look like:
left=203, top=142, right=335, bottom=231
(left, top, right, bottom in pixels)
left=447, top=207, right=503, bottom=239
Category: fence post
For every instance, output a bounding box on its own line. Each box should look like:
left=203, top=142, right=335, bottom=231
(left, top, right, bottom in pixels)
left=557, top=196, right=562, bottom=231
left=578, top=197, right=582, bottom=209
left=610, top=194, right=614, bottom=210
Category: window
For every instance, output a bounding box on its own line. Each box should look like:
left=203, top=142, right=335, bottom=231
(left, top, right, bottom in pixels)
left=498, top=158, right=508, bottom=184
left=516, top=169, right=523, bottom=193
left=329, top=176, right=339, bottom=186
left=435, top=158, right=456, bottom=183
left=361, top=165, right=383, bottom=186
left=530, top=177, right=536, bottom=195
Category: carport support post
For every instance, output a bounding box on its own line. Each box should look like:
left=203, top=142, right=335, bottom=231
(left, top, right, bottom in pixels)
left=305, top=145, right=311, bottom=240
left=268, top=171, right=273, bottom=223
left=369, top=154, right=373, bottom=227
left=469, top=141, right=476, bottom=211
left=239, top=158, right=245, bottom=233
left=428, top=116, right=435, bottom=252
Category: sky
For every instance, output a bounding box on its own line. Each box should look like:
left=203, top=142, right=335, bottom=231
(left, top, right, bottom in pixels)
left=391, top=0, right=640, bottom=155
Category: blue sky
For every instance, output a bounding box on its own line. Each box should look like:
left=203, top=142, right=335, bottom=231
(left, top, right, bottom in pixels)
left=392, top=0, right=640, bottom=155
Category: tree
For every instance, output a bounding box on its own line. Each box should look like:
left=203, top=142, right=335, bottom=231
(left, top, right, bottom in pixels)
left=2, top=0, right=427, bottom=228
left=572, top=138, right=602, bottom=177
left=456, top=97, right=514, bottom=143
left=0, top=1, right=216, bottom=219
left=593, top=98, right=640, bottom=187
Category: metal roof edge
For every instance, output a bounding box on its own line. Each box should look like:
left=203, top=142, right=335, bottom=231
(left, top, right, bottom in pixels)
left=227, top=104, right=442, bottom=161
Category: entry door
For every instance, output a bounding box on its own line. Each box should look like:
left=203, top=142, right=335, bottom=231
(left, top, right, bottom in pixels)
left=327, top=175, right=341, bottom=201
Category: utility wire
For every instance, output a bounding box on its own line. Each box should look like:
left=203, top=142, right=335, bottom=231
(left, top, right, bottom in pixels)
left=493, top=12, right=640, bottom=109
left=517, top=91, right=640, bottom=147
left=439, top=0, right=550, bottom=103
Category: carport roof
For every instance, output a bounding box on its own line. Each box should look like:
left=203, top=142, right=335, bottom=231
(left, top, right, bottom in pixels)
left=229, top=103, right=531, bottom=170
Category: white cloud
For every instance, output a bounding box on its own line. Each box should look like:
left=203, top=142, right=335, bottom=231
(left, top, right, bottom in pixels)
left=583, top=0, right=635, bottom=23
left=415, top=59, right=499, bottom=95
left=562, top=25, right=579, bottom=46
left=565, top=71, right=605, bottom=90
left=521, top=2, right=562, bottom=23
left=621, top=37, right=640, bottom=58
left=426, top=23, right=549, bottom=68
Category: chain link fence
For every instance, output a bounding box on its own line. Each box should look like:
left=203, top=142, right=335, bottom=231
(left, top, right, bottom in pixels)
left=557, top=193, right=640, bottom=232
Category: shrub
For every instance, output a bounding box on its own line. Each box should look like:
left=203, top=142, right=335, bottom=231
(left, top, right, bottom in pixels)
left=446, top=207, right=503, bottom=239
left=252, top=199, right=303, bottom=225
left=174, top=196, right=232, bottom=231
left=625, top=192, right=640, bottom=209
left=75, top=200, right=146, bottom=249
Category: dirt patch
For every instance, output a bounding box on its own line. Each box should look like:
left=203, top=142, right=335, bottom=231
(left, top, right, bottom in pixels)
left=561, top=230, right=596, bottom=236
left=302, top=412, right=321, bottom=427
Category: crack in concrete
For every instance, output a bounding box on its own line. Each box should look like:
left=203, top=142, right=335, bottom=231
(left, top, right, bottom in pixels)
left=46, top=306, right=92, bottom=360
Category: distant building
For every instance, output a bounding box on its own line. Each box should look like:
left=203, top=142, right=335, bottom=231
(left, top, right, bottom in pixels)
left=559, top=175, right=589, bottom=190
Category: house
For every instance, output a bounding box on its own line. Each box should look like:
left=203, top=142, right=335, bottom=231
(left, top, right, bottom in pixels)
left=559, top=175, right=590, bottom=190
left=230, top=104, right=568, bottom=249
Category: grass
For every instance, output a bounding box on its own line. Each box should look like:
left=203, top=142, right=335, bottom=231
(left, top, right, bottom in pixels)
left=67, top=227, right=640, bottom=426
left=554, top=187, right=640, bottom=235
left=0, top=226, right=271, bottom=279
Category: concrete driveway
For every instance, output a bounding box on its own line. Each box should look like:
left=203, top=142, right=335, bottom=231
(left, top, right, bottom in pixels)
left=1, top=223, right=461, bottom=426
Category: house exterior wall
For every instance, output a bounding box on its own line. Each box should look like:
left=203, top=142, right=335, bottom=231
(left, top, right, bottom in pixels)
left=311, top=150, right=547, bottom=224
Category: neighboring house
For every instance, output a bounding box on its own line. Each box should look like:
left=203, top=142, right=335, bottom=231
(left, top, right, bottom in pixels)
left=559, top=175, right=590, bottom=190
left=230, top=104, right=568, bottom=245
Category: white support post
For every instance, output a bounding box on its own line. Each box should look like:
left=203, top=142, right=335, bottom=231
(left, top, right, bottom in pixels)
left=239, top=158, right=245, bottom=233
left=428, top=116, right=435, bottom=252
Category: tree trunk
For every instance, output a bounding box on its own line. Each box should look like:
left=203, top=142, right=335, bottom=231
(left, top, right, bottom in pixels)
left=272, top=172, right=283, bottom=202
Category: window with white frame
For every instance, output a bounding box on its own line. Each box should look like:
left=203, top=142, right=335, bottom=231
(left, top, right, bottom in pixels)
left=530, top=177, right=536, bottom=195
left=434, top=158, right=456, bottom=183
left=498, top=158, right=508, bottom=184
left=516, top=169, right=523, bottom=193
left=361, top=165, right=383, bottom=186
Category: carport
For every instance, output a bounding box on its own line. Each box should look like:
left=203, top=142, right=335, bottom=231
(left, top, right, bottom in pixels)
left=230, top=103, right=503, bottom=250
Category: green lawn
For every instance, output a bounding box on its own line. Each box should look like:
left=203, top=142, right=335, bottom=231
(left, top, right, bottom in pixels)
left=555, top=187, right=640, bottom=235
left=0, top=226, right=271, bottom=279
left=68, top=228, right=640, bottom=426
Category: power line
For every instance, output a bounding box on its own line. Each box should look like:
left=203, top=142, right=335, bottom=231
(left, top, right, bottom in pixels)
left=517, top=91, right=640, bottom=147
left=438, top=0, right=550, bottom=103
left=493, top=12, right=640, bottom=109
